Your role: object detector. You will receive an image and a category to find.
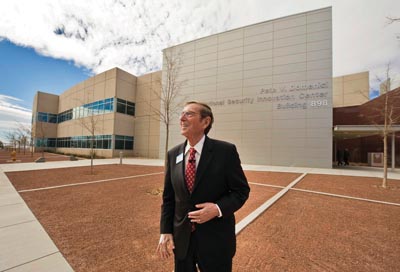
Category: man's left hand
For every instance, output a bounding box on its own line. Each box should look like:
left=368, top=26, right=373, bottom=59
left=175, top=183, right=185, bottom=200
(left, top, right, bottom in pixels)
left=188, top=202, right=219, bottom=224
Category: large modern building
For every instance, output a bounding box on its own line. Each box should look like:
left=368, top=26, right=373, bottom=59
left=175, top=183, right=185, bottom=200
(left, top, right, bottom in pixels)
left=160, top=7, right=333, bottom=168
left=33, top=7, right=397, bottom=168
left=32, top=68, right=161, bottom=158
left=333, top=71, right=369, bottom=107
left=333, top=86, right=400, bottom=168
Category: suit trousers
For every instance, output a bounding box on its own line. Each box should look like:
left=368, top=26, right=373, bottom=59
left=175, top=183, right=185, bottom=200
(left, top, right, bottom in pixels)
left=174, top=230, right=233, bottom=272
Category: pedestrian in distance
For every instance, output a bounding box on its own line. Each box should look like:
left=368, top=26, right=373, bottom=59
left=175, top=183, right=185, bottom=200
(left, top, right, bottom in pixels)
left=337, top=149, right=344, bottom=166
left=343, top=148, right=350, bottom=166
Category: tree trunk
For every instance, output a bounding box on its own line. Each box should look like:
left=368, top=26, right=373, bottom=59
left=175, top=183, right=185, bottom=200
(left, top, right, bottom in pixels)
left=31, top=137, right=34, bottom=157
left=382, top=135, right=388, bottom=188
left=91, top=150, right=94, bottom=174
left=90, top=137, right=94, bottom=175
left=382, top=87, right=389, bottom=189
left=164, top=125, right=169, bottom=168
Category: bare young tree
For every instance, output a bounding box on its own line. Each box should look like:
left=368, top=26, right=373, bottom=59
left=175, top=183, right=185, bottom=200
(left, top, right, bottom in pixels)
left=76, top=90, right=101, bottom=174
left=4, top=130, right=18, bottom=151
left=16, top=122, right=31, bottom=155
left=386, top=16, right=400, bottom=41
left=17, top=122, right=34, bottom=157
left=18, top=134, right=28, bottom=154
left=386, top=16, right=400, bottom=24
left=360, top=63, right=400, bottom=188
left=34, top=120, right=48, bottom=159
left=151, top=48, right=186, bottom=164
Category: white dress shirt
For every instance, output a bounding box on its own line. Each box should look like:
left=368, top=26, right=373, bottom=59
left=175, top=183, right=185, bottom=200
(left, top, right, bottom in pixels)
left=184, top=134, right=222, bottom=217
left=184, top=134, right=205, bottom=170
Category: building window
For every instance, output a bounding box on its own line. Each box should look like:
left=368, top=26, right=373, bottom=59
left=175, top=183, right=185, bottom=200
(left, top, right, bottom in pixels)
left=73, top=98, right=114, bottom=119
left=47, top=138, right=57, bottom=147
left=34, top=97, right=134, bottom=125
left=127, top=101, right=135, bottom=115
left=116, top=98, right=135, bottom=116
left=34, top=137, right=56, bottom=148
left=115, top=135, right=134, bottom=150
left=48, top=114, right=57, bottom=123
left=58, top=109, right=73, bottom=123
left=36, top=135, right=113, bottom=149
left=37, top=112, right=48, bottom=122
left=104, top=98, right=114, bottom=113
left=36, top=112, right=57, bottom=123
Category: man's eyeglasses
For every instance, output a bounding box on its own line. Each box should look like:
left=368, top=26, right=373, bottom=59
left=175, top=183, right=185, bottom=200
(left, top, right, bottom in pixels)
left=180, top=111, right=199, bottom=118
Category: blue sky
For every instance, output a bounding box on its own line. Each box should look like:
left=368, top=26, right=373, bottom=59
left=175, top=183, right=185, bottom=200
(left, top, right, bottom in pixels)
left=0, top=40, right=90, bottom=141
left=0, top=0, right=399, bottom=143
left=0, top=39, right=90, bottom=106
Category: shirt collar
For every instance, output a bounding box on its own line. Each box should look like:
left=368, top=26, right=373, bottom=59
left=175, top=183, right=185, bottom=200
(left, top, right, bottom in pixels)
left=185, top=135, right=206, bottom=155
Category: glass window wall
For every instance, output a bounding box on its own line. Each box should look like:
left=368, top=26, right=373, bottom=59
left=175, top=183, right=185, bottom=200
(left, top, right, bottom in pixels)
left=36, top=112, right=57, bottom=123
left=34, top=98, right=135, bottom=125
left=35, top=135, right=113, bottom=149
left=116, top=98, right=135, bottom=116
left=115, top=135, right=134, bottom=150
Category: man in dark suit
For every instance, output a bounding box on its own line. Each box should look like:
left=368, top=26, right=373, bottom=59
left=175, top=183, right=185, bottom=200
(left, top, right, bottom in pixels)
left=156, top=101, right=250, bottom=271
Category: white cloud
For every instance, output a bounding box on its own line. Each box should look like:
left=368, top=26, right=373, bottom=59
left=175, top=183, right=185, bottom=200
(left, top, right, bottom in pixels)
left=0, top=0, right=233, bottom=75
left=0, top=95, right=32, bottom=118
left=0, top=120, right=31, bottom=131
left=0, top=0, right=399, bottom=89
left=331, top=0, right=400, bottom=90
left=0, top=94, right=32, bottom=143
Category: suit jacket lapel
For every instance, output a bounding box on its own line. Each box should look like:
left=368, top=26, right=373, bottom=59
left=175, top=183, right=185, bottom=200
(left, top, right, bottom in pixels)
left=193, top=136, right=213, bottom=192
left=171, top=142, right=189, bottom=196
left=174, top=142, right=187, bottom=194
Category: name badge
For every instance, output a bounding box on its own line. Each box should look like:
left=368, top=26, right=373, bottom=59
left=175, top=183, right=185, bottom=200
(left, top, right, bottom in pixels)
left=176, top=153, right=183, bottom=164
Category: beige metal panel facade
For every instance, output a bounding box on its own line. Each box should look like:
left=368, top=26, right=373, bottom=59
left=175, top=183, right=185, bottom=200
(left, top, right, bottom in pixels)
left=34, top=92, right=59, bottom=113
left=333, top=71, right=369, bottom=107
left=113, top=69, right=137, bottom=157
left=115, top=114, right=135, bottom=136
left=57, top=69, right=119, bottom=139
left=134, top=71, right=161, bottom=158
left=33, top=68, right=140, bottom=158
left=116, top=68, right=137, bottom=100
left=160, top=7, right=333, bottom=168
left=57, top=147, right=113, bottom=158
left=32, top=92, right=59, bottom=141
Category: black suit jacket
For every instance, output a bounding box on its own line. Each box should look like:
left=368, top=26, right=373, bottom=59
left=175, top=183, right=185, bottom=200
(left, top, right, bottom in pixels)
left=160, top=136, right=250, bottom=261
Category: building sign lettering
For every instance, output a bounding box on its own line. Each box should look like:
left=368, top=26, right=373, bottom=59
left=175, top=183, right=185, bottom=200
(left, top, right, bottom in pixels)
left=207, top=81, right=330, bottom=110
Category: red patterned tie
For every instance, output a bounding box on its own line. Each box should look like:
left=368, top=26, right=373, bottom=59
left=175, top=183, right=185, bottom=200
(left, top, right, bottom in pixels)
left=185, top=147, right=196, bottom=193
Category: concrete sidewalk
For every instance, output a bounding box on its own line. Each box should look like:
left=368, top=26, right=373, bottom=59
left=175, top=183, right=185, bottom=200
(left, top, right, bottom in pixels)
left=0, top=158, right=399, bottom=271
left=0, top=170, right=73, bottom=271
left=0, top=158, right=164, bottom=272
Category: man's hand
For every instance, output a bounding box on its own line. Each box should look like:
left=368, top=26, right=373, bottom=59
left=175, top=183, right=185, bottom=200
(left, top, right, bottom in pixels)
left=188, top=202, right=219, bottom=224
left=156, top=234, right=175, bottom=259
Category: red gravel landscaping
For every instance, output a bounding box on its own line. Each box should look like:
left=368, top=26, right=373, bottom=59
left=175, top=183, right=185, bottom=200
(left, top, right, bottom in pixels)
left=5, top=165, right=400, bottom=271
left=295, top=173, right=400, bottom=203
left=6, top=164, right=164, bottom=191
left=244, top=171, right=301, bottom=187
left=235, top=190, right=400, bottom=272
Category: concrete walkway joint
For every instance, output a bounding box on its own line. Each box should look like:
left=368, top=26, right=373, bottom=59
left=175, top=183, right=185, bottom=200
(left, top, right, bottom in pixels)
left=235, top=173, right=307, bottom=235
left=291, top=187, right=400, bottom=207
left=18, top=172, right=164, bottom=193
